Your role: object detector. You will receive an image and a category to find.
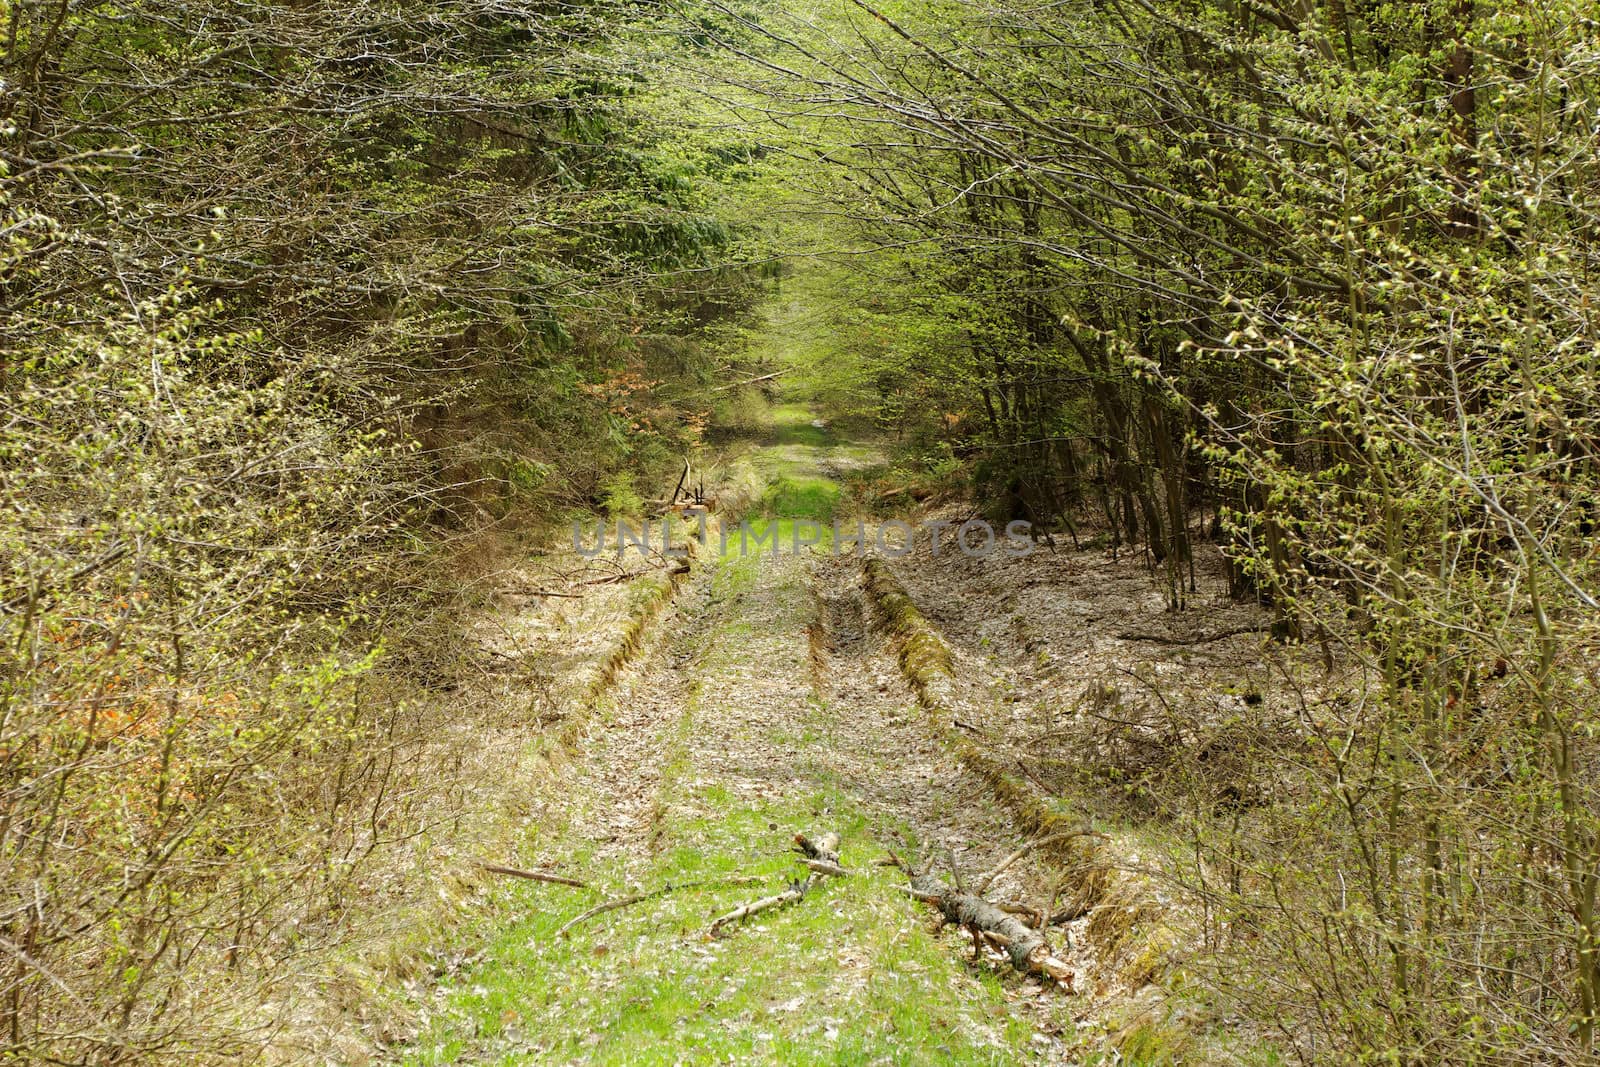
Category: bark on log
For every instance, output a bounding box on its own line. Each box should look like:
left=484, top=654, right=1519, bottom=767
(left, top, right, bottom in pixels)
left=909, top=872, right=1073, bottom=984
left=887, top=852, right=1073, bottom=988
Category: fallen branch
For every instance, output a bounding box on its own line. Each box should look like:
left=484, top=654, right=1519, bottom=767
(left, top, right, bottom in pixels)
left=480, top=864, right=588, bottom=889
left=1048, top=901, right=1090, bottom=926
left=555, top=875, right=761, bottom=939
left=708, top=882, right=810, bottom=935
left=884, top=851, right=1074, bottom=988
left=1014, top=758, right=1052, bottom=796
left=670, top=459, right=690, bottom=505
left=1113, top=623, right=1269, bottom=645
left=996, top=900, right=1046, bottom=928
left=581, top=571, right=650, bottom=586
left=711, top=368, right=788, bottom=393
left=895, top=884, right=944, bottom=905
left=794, top=832, right=841, bottom=862
left=974, top=829, right=1099, bottom=896
left=800, top=858, right=850, bottom=879
left=709, top=831, right=846, bottom=937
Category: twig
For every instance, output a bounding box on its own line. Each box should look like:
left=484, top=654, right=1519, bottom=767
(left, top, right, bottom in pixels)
left=480, top=863, right=588, bottom=889
left=997, top=900, right=1046, bottom=928
left=1014, top=758, right=1051, bottom=795
left=877, top=850, right=919, bottom=876
left=894, top=884, right=944, bottom=905
left=944, top=842, right=965, bottom=893
left=980, top=929, right=1015, bottom=949
left=581, top=571, right=649, bottom=586
left=711, top=368, right=788, bottom=393
left=555, top=875, right=761, bottom=939
left=974, top=829, right=1099, bottom=896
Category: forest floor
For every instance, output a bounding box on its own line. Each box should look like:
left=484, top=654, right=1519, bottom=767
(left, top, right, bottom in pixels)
left=380, top=402, right=1285, bottom=1065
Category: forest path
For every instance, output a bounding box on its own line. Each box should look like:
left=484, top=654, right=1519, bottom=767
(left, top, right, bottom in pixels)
left=402, top=405, right=1082, bottom=1065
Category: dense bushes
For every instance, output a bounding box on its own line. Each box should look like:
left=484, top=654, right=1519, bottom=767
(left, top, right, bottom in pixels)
left=0, top=1, right=758, bottom=1058
left=9, top=0, right=1600, bottom=1057
left=685, top=0, right=1600, bottom=1058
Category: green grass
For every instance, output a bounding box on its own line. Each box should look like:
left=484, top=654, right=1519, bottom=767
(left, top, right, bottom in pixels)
left=768, top=402, right=836, bottom=449
left=405, top=791, right=1051, bottom=1065
left=761, top=475, right=841, bottom=521
left=405, top=537, right=1063, bottom=1065
left=719, top=517, right=838, bottom=560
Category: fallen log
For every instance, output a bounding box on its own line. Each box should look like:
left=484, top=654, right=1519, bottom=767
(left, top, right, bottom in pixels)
left=1113, top=623, right=1270, bottom=645
left=885, top=851, right=1074, bottom=989
left=800, top=858, right=850, bottom=879
left=710, top=368, right=788, bottom=393
left=708, top=831, right=846, bottom=937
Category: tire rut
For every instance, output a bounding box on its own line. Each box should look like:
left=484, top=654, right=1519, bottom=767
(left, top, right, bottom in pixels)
left=557, top=546, right=1076, bottom=958
left=468, top=526, right=1083, bottom=1060
left=805, top=555, right=1068, bottom=913
left=547, top=564, right=725, bottom=868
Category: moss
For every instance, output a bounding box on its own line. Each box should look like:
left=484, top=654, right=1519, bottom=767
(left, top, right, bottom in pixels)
left=860, top=554, right=1214, bottom=1054
left=1120, top=925, right=1181, bottom=989
left=861, top=558, right=1091, bottom=862
left=1114, top=1018, right=1189, bottom=1065
left=546, top=561, right=690, bottom=758
left=862, top=558, right=953, bottom=681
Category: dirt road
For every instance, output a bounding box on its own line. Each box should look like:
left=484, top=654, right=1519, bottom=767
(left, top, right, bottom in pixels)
left=402, top=409, right=1086, bottom=1064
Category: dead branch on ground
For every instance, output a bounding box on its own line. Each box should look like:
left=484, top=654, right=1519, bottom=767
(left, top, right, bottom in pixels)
left=708, top=831, right=847, bottom=936
left=883, top=849, right=1075, bottom=989
left=555, top=875, right=762, bottom=939
left=480, top=863, right=589, bottom=888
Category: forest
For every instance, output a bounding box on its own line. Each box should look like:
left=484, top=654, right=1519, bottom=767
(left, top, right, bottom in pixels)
left=3, top=0, right=1598, bottom=1063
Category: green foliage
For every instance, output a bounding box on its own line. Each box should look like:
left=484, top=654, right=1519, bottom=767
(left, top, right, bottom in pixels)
left=0, top=0, right=763, bottom=1057
left=681, top=0, right=1600, bottom=1058
left=601, top=472, right=646, bottom=519
left=712, top=385, right=774, bottom=434
left=11, top=0, right=1600, bottom=1058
